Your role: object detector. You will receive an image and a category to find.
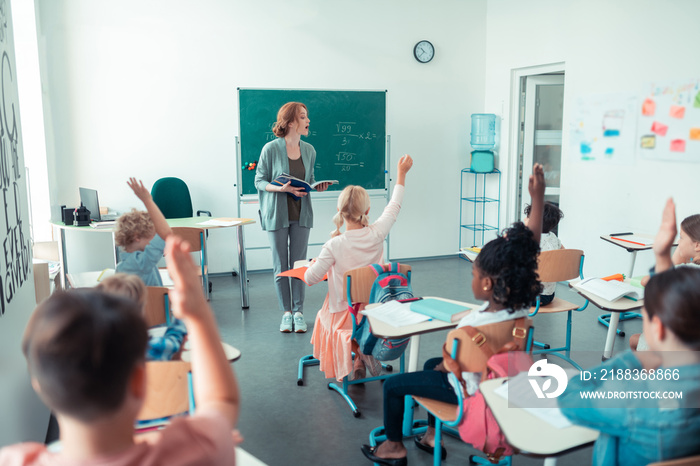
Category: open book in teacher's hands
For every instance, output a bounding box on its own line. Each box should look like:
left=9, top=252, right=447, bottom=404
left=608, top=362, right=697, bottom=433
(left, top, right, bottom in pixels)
left=574, top=277, right=644, bottom=302
left=271, top=173, right=339, bottom=200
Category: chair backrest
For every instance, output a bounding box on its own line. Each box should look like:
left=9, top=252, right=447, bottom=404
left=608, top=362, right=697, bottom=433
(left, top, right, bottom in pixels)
left=151, top=177, right=193, bottom=219
left=172, top=227, right=205, bottom=253
left=445, top=318, right=533, bottom=375
left=537, top=249, right=584, bottom=283
left=648, top=455, right=700, bottom=466
left=137, top=360, right=192, bottom=421
left=343, top=264, right=412, bottom=306
left=145, top=286, right=170, bottom=327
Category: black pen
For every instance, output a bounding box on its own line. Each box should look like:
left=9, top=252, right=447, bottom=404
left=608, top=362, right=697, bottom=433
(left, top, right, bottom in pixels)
left=610, top=232, right=633, bottom=236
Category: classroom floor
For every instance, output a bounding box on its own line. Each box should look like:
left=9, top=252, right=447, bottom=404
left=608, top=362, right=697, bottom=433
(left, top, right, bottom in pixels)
left=186, top=257, right=641, bottom=465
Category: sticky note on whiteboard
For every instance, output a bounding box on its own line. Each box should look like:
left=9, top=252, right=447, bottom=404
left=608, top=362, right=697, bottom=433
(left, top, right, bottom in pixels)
left=690, top=128, right=700, bottom=141
left=640, top=135, right=656, bottom=148
left=670, top=139, right=686, bottom=152
left=669, top=105, right=685, bottom=119
left=651, top=121, right=668, bottom=136
left=642, top=98, right=655, bottom=116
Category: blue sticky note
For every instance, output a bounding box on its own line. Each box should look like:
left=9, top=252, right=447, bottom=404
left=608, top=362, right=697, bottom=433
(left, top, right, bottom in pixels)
left=605, top=148, right=614, bottom=156
left=580, top=143, right=592, bottom=154
left=603, top=129, right=620, bottom=137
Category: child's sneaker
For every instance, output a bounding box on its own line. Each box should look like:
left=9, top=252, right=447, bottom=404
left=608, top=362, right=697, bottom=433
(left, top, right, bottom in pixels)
left=280, top=312, right=293, bottom=333
left=293, top=312, right=307, bottom=333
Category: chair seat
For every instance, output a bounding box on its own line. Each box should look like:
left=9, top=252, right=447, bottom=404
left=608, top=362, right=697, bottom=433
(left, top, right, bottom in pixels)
left=412, top=396, right=460, bottom=423
left=530, top=297, right=579, bottom=314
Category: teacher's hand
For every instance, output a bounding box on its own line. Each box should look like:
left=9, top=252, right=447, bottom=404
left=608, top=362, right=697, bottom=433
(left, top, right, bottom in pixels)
left=280, top=181, right=308, bottom=198
left=314, top=182, right=330, bottom=192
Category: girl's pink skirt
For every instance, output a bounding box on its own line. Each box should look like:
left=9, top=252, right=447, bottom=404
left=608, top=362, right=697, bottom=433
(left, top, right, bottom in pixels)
left=310, top=294, right=354, bottom=382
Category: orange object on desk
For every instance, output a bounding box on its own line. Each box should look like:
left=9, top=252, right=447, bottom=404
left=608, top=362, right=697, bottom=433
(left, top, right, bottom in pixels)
left=601, top=273, right=625, bottom=282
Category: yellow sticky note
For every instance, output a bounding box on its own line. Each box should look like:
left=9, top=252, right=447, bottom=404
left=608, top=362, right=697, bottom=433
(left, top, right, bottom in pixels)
left=669, top=105, right=686, bottom=119
left=642, top=98, right=655, bottom=116
left=690, top=128, right=700, bottom=141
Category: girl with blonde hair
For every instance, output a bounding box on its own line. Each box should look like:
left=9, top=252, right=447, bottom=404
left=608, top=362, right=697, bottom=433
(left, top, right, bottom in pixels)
left=304, top=155, right=413, bottom=381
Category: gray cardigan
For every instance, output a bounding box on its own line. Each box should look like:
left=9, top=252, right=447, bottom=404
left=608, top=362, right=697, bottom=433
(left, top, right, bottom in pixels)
left=254, top=138, right=316, bottom=231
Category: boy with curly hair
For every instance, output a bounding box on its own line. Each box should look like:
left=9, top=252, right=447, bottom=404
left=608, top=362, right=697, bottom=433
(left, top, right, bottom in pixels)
left=115, top=178, right=172, bottom=286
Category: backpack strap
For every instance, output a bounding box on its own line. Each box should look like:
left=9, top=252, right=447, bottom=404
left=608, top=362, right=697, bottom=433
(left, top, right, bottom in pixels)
left=370, top=264, right=384, bottom=277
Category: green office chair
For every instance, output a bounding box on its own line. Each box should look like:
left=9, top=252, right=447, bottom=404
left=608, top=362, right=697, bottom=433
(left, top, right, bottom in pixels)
left=151, top=177, right=211, bottom=219
left=151, top=177, right=212, bottom=293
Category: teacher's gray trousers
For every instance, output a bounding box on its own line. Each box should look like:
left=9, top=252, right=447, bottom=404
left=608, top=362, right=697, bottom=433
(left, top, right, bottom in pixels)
left=267, top=221, right=310, bottom=313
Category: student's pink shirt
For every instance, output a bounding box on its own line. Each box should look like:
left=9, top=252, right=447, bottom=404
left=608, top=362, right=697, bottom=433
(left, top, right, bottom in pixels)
left=304, top=185, right=404, bottom=313
left=0, top=412, right=235, bottom=466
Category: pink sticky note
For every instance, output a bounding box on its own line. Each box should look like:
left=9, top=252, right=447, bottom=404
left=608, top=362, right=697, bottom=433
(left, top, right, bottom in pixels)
left=670, top=139, right=686, bottom=152
left=670, top=105, right=686, bottom=119
left=642, top=98, right=655, bottom=116
left=651, top=121, right=668, bottom=136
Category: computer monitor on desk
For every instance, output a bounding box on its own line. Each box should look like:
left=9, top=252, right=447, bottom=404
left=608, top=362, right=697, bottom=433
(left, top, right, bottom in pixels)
left=79, top=187, right=118, bottom=222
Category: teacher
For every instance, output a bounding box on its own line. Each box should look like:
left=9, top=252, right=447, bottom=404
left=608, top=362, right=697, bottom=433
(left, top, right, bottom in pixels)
left=255, top=102, right=329, bottom=334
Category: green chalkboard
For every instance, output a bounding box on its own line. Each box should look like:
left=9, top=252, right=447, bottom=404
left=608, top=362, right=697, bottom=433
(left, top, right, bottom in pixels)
left=238, top=89, right=386, bottom=196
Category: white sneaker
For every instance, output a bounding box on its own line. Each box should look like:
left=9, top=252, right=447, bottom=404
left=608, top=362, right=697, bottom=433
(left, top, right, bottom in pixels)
left=280, top=312, right=293, bottom=333
left=293, top=312, right=307, bottom=333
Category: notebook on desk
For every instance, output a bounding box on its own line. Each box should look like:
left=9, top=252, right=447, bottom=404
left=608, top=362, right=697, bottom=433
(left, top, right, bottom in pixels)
left=79, top=187, right=119, bottom=222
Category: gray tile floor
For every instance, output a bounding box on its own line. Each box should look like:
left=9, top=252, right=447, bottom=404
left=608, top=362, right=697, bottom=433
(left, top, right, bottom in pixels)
left=209, top=256, right=641, bottom=466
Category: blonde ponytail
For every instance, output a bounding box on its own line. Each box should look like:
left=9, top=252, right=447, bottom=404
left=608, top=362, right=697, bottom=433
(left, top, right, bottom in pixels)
left=331, top=185, right=370, bottom=237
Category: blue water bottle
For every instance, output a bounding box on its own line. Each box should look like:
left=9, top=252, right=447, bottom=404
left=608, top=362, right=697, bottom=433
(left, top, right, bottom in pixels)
left=470, top=114, right=496, bottom=150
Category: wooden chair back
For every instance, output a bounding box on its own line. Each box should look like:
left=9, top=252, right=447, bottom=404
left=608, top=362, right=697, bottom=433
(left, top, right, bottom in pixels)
left=137, top=360, right=192, bottom=421
left=648, top=455, right=700, bottom=466
left=145, top=286, right=170, bottom=327
left=445, top=318, right=533, bottom=374
left=537, top=249, right=583, bottom=283
left=342, top=264, right=412, bottom=305
left=172, top=227, right=205, bottom=252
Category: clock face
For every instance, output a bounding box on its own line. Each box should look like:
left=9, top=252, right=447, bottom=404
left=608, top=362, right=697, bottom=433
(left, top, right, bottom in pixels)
left=413, top=40, right=434, bottom=63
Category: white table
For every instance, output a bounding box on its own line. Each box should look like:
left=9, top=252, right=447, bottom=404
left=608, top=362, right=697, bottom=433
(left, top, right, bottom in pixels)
left=570, top=279, right=643, bottom=359
left=481, top=377, right=598, bottom=466
left=52, top=217, right=255, bottom=308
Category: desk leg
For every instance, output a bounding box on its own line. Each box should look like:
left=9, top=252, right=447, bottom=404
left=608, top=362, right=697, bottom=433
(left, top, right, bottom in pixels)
left=544, top=458, right=558, bottom=466
left=402, top=335, right=421, bottom=436
left=603, top=312, right=621, bottom=359
left=236, top=225, right=249, bottom=309
left=58, top=228, right=68, bottom=289
left=111, top=232, right=120, bottom=267
left=627, top=250, right=638, bottom=278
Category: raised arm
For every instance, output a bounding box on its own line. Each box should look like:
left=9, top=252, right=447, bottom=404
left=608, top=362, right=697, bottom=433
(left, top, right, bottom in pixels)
left=652, top=198, right=677, bottom=273
left=526, top=164, right=545, bottom=244
left=165, top=236, right=239, bottom=425
left=127, top=178, right=172, bottom=240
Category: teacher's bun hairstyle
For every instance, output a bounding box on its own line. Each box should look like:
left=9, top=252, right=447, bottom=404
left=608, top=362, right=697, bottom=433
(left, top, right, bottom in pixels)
left=332, top=185, right=370, bottom=238
left=272, top=102, right=308, bottom=138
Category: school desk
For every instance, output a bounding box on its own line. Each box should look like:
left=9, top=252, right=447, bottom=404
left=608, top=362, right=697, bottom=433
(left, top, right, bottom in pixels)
left=365, top=296, right=478, bottom=436
left=51, top=217, right=255, bottom=308
left=569, top=280, right=643, bottom=360
left=481, top=377, right=598, bottom=466
left=148, top=326, right=241, bottom=363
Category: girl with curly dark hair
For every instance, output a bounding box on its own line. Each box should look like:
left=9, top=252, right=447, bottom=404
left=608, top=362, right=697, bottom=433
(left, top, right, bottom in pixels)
left=361, top=164, right=546, bottom=466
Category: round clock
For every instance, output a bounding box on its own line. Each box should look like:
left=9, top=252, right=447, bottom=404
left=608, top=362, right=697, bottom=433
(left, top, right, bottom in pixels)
left=413, top=40, right=435, bottom=63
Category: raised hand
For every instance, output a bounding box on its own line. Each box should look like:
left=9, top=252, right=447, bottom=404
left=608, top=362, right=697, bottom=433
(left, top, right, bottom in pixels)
left=397, top=154, right=413, bottom=175
left=165, top=236, right=208, bottom=321
left=528, top=163, right=545, bottom=200
left=127, top=177, right=151, bottom=203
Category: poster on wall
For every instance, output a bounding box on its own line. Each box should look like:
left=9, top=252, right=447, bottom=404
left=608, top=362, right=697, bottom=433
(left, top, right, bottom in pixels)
left=637, top=78, right=700, bottom=162
left=569, top=92, right=638, bottom=164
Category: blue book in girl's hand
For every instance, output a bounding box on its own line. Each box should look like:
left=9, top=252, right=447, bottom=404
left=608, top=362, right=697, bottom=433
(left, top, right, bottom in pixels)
left=410, top=298, right=472, bottom=323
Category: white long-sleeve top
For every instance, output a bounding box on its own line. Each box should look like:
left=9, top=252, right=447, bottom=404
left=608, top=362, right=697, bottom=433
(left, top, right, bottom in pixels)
left=304, top=185, right=405, bottom=313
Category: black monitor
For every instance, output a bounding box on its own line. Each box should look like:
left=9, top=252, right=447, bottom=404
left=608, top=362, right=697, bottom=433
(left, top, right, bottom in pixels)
left=78, top=187, right=102, bottom=221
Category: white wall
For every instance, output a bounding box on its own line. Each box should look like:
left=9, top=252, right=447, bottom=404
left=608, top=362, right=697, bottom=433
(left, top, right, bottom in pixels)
left=34, top=0, right=488, bottom=272
left=485, top=0, right=700, bottom=277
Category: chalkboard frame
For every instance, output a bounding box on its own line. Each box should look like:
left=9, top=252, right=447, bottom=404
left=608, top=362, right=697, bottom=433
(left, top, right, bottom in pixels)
left=236, top=88, right=388, bottom=198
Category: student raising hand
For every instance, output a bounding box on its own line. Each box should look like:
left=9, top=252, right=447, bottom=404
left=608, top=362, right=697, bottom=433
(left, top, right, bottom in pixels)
left=165, top=236, right=208, bottom=320
left=127, top=177, right=152, bottom=203
left=526, top=163, right=546, bottom=243
left=653, top=198, right=677, bottom=272
left=396, top=154, right=413, bottom=186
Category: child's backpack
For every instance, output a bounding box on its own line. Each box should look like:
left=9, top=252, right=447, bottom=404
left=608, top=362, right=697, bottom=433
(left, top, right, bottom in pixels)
left=441, top=318, right=533, bottom=464
left=354, top=263, right=412, bottom=361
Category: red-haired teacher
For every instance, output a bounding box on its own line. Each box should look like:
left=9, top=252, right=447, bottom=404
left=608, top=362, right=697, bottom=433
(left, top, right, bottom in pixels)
left=255, top=102, right=330, bottom=334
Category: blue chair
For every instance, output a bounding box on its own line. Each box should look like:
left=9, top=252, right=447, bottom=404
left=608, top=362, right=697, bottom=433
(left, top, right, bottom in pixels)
left=529, top=249, right=589, bottom=370
left=151, top=177, right=211, bottom=219
left=297, top=264, right=410, bottom=417
left=368, top=319, right=533, bottom=466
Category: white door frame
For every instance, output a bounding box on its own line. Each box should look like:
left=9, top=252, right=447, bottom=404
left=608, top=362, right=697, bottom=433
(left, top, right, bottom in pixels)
left=505, top=62, right=565, bottom=227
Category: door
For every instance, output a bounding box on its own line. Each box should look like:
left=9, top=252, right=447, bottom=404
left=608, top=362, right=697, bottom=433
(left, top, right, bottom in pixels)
left=518, top=74, right=565, bottom=221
